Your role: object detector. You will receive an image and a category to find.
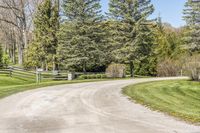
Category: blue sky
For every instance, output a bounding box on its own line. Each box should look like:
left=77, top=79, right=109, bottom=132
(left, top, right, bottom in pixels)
left=100, top=0, right=187, bottom=28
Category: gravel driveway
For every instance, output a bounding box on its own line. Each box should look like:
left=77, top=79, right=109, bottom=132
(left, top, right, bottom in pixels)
left=0, top=77, right=199, bottom=133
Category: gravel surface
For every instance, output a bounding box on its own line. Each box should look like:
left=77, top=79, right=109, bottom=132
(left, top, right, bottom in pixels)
left=0, top=77, right=199, bottom=133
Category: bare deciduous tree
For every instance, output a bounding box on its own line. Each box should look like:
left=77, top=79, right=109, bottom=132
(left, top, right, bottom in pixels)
left=0, top=0, right=43, bottom=65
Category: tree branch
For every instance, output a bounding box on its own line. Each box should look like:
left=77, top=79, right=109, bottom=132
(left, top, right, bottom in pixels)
left=0, top=18, right=19, bottom=28
left=0, top=5, right=20, bottom=12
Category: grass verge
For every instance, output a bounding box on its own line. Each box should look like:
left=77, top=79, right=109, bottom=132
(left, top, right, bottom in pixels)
left=123, top=80, right=200, bottom=124
left=0, top=75, right=111, bottom=99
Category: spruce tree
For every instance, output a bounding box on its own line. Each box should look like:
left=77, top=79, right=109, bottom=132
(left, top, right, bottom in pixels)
left=183, top=0, right=200, bottom=53
left=108, top=0, right=154, bottom=77
left=26, top=0, right=59, bottom=69
left=58, top=0, right=105, bottom=72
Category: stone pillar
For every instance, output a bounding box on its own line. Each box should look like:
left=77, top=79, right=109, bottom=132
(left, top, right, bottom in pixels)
left=68, top=72, right=75, bottom=81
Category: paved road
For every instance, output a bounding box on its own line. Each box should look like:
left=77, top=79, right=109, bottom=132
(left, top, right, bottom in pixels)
left=0, top=77, right=199, bottom=133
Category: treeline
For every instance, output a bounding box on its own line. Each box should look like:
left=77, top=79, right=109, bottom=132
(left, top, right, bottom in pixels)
left=0, top=0, right=199, bottom=78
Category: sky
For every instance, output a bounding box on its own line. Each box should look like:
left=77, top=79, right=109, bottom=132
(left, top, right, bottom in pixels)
left=100, top=0, right=187, bottom=28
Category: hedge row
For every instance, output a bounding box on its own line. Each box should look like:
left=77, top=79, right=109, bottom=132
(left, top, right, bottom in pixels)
left=78, top=74, right=107, bottom=79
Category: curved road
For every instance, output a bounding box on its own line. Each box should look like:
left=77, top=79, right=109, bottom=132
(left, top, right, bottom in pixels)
left=0, top=77, right=199, bottom=133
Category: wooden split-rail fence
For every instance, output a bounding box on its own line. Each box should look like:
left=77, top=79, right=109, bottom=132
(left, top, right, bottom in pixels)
left=0, top=67, right=70, bottom=83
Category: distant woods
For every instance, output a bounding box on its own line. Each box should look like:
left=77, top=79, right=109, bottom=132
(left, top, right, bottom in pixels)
left=0, top=0, right=200, bottom=79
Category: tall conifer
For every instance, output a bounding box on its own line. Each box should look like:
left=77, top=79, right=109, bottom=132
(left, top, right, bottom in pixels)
left=26, top=0, right=59, bottom=69
left=183, top=0, right=200, bottom=53
left=58, top=0, right=105, bottom=72
left=108, top=0, right=154, bottom=77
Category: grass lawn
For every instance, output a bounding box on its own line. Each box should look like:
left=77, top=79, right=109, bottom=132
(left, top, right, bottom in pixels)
left=0, top=75, right=109, bottom=99
left=123, top=80, right=200, bottom=124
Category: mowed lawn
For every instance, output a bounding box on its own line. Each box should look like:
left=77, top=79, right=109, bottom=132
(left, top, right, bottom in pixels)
left=123, top=80, right=200, bottom=124
left=0, top=75, right=107, bottom=99
left=0, top=75, right=70, bottom=99
left=0, top=75, right=34, bottom=86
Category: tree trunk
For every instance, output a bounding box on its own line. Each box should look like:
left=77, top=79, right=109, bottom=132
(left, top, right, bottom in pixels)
left=23, top=26, right=28, bottom=49
left=21, top=2, right=28, bottom=49
left=42, top=62, right=44, bottom=70
left=11, top=41, right=16, bottom=64
left=130, top=61, right=134, bottom=78
left=45, top=60, right=48, bottom=71
left=53, top=55, right=59, bottom=71
left=83, top=62, right=86, bottom=73
left=18, top=44, right=23, bottom=65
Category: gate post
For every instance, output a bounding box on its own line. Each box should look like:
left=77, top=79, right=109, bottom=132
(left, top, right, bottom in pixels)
left=68, top=72, right=75, bottom=81
left=36, top=68, right=43, bottom=83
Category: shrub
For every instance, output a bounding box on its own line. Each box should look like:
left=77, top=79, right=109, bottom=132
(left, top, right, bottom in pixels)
left=78, top=74, right=107, bottom=79
left=91, top=74, right=96, bottom=79
left=96, top=74, right=102, bottom=78
left=78, top=75, right=86, bottom=80
left=101, top=74, right=107, bottom=78
left=2, top=54, right=10, bottom=68
left=82, top=75, right=88, bottom=79
left=86, top=75, right=90, bottom=79
left=106, top=63, right=126, bottom=78
left=184, top=54, right=200, bottom=81
left=0, top=46, right=11, bottom=69
left=157, top=59, right=182, bottom=77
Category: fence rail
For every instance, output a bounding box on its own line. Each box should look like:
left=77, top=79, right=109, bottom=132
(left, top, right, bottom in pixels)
left=0, top=69, right=11, bottom=75
left=0, top=66, right=106, bottom=83
left=0, top=67, right=70, bottom=83
left=41, top=71, right=69, bottom=80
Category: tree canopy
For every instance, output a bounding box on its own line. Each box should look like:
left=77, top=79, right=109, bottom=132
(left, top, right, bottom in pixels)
left=0, top=0, right=199, bottom=78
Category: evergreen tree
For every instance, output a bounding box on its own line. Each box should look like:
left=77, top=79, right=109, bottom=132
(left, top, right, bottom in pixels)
left=154, top=18, right=185, bottom=60
left=108, top=0, right=155, bottom=77
left=58, top=0, right=105, bottom=72
left=183, top=0, right=200, bottom=53
left=25, top=0, right=59, bottom=70
left=154, top=17, right=172, bottom=60
left=135, top=23, right=157, bottom=76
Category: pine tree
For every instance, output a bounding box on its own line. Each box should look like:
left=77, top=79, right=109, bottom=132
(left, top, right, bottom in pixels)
left=183, top=0, right=200, bottom=53
left=25, top=0, right=59, bottom=70
left=108, top=0, right=154, bottom=77
left=58, top=0, right=105, bottom=72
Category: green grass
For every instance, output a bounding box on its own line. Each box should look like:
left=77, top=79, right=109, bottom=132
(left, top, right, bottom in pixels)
left=0, top=75, right=110, bottom=99
left=123, top=80, right=200, bottom=124
left=0, top=75, right=35, bottom=86
left=1, top=74, right=141, bottom=99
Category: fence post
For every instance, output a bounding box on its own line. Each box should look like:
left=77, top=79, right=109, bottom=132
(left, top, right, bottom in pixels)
left=9, top=67, right=13, bottom=77
left=36, top=70, right=39, bottom=84
left=68, top=72, right=75, bottom=81
left=36, top=68, right=43, bottom=84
